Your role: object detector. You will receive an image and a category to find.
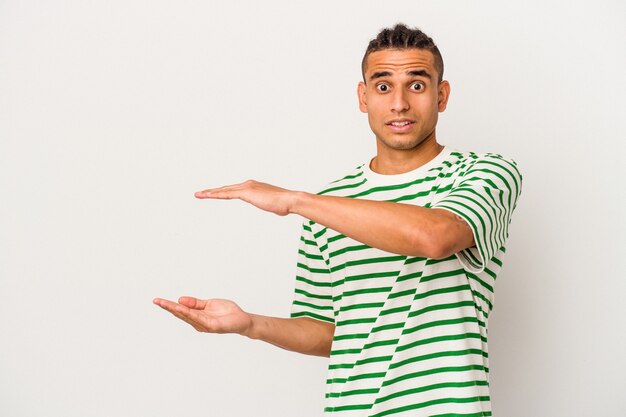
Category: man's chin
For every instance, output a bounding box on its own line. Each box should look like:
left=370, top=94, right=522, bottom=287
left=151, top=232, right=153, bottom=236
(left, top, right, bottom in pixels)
left=380, top=138, right=424, bottom=151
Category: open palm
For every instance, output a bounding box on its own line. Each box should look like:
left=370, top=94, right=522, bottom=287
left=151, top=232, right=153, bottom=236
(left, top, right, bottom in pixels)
left=154, top=296, right=253, bottom=335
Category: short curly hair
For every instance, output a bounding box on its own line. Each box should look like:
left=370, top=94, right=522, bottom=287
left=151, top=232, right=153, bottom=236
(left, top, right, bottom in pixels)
left=362, top=24, right=444, bottom=83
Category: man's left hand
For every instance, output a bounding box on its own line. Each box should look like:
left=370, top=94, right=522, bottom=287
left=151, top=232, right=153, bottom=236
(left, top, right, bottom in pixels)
left=195, top=180, right=300, bottom=216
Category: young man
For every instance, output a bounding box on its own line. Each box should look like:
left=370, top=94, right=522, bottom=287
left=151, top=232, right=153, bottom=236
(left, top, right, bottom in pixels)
left=154, top=24, right=522, bottom=416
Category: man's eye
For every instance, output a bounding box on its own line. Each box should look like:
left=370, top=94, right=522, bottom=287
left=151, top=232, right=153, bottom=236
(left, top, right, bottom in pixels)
left=376, top=84, right=389, bottom=92
left=410, top=82, right=424, bottom=91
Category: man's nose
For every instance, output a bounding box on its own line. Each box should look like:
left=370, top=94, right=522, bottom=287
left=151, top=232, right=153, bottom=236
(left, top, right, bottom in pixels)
left=390, top=89, right=410, bottom=112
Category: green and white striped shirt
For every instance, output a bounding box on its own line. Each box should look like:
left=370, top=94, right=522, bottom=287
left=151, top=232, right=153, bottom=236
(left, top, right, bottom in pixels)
left=290, top=146, right=522, bottom=416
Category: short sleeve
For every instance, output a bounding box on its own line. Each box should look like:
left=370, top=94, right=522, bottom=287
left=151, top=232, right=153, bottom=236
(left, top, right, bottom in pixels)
left=289, top=220, right=335, bottom=324
left=431, top=154, right=523, bottom=273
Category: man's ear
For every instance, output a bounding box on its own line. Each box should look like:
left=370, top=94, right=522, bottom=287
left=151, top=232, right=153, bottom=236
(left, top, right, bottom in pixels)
left=438, top=80, right=451, bottom=112
left=357, top=82, right=368, bottom=113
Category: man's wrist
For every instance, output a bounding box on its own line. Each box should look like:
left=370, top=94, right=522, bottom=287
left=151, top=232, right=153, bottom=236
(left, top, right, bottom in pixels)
left=288, top=191, right=311, bottom=216
left=242, top=313, right=261, bottom=340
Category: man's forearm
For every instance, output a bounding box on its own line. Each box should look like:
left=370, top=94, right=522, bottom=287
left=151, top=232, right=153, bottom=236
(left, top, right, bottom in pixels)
left=153, top=297, right=335, bottom=357
left=245, top=315, right=335, bottom=357
left=291, top=192, right=473, bottom=259
left=194, top=180, right=474, bottom=259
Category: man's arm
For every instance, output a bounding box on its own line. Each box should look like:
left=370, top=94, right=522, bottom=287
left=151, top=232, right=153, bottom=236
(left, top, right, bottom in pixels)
left=195, top=180, right=474, bottom=259
left=153, top=296, right=335, bottom=357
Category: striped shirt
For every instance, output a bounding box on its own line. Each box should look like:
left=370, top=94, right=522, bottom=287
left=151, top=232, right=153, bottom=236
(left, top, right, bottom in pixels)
left=290, top=146, right=523, bottom=416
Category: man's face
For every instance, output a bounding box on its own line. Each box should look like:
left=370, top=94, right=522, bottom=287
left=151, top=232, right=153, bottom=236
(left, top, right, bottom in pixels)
left=358, top=48, right=450, bottom=152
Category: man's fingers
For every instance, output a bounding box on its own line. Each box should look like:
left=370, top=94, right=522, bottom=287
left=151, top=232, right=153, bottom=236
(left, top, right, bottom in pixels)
left=178, top=296, right=207, bottom=310
left=170, top=308, right=200, bottom=329
left=153, top=297, right=186, bottom=316
left=154, top=297, right=202, bottom=317
left=154, top=298, right=208, bottom=331
left=195, top=188, right=244, bottom=199
left=195, top=180, right=257, bottom=199
left=153, top=297, right=176, bottom=309
left=172, top=306, right=216, bottom=332
left=195, top=190, right=239, bottom=200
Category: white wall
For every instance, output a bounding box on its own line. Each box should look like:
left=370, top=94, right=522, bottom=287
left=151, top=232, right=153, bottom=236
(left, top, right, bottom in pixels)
left=1, top=1, right=624, bottom=416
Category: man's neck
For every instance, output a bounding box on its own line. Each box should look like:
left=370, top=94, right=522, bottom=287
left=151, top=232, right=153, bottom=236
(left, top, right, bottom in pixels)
left=370, top=136, right=444, bottom=175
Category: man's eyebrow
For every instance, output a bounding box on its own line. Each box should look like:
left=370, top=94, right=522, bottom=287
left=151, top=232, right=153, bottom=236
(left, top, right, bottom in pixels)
left=407, top=69, right=431, bottom=79
left=369, top=71, right=392, bottom=81
left=368, top=69, right=432, bottom=82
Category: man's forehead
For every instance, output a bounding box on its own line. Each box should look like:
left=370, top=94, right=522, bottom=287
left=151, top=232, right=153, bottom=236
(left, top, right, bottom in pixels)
left=364, top=48, right=436, bottom=76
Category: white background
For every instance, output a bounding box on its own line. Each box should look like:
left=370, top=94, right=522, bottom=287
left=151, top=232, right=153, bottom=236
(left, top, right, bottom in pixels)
left=1, top=1, right=625, bottom=416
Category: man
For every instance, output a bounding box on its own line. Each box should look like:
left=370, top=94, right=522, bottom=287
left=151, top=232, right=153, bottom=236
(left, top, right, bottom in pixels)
left=154, top=23, right=522, bottom=416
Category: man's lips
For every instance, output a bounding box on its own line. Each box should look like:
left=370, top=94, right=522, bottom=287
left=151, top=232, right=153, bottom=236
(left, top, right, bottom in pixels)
left=386, top=119, right=415, bottom=132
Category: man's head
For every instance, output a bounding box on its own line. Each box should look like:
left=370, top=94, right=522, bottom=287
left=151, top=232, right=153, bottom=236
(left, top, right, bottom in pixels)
left=358, top=24, right=450, bottom=156
left=362, top=24, right=444, bottom=84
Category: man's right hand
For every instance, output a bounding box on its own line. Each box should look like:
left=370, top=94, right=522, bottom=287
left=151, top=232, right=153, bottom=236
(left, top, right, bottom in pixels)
left=154, top=296, right=335, bottom=357
left=153, top=297, right=253, bottom=336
